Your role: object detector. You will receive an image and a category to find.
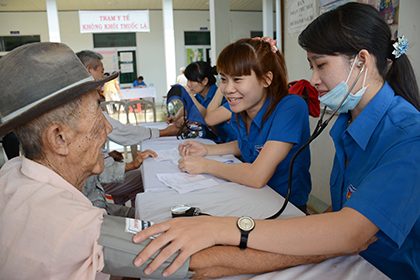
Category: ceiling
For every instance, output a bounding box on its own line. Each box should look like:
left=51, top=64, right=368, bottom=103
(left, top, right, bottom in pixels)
left=0, top=0, right=269, bottom=12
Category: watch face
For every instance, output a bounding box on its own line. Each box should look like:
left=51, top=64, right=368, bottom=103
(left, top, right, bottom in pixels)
left=171, top=204, right=191, bottom=214
left=237, top=217, right=255, bottom=231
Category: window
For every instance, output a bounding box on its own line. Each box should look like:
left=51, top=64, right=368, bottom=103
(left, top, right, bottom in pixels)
left=93, top=33, right=136, bottom=48
left=184, top=31, right=210, bottom=45
left=0, top=35, right=40, bottom=52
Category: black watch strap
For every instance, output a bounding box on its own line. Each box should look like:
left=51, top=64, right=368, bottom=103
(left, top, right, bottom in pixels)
left=239, top=230, right=250, bottom=250
left=237, top=216, right=255, bottom=250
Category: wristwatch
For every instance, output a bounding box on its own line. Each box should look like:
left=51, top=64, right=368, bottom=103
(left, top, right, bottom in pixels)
left=237, top=216, right=255, bottom=250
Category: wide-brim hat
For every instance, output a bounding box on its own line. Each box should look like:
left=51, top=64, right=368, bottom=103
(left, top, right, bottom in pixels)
left=0, top=42, right=118, bottom=137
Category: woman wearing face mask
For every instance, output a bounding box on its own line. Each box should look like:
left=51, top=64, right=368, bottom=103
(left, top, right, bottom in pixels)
left=133, top=3, right=420, bottom=279
left=166, top=61, right=236, bottom=142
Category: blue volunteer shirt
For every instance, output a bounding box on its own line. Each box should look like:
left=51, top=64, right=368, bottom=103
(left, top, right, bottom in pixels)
left=195, top=85, right=236, bottom=142
left=329, top=82, right=420, bottom=279
left=230, top=94, right=311, bottom=207
left=132, top=80, right=147, bottom=87
left=194, top=84, right=218, bottom=108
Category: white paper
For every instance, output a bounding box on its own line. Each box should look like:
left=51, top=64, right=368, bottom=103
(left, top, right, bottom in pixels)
left=125, top=218, right=161, bottom=239
left=154, top=147, right=181, bottom=162
left=156, top=173, right=218, bottom=194
left=125, top=218, right=153, bottom=234
left=288, top=0, right=316, bottom=34
left=120, top=52, right=133, bottom=62
left=120, top=63, right=134, bottom=73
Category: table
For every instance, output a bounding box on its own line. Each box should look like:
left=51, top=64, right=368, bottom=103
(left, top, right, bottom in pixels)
left=136, top=136, right=301, bottom=222
left=135, top=133, right=390, bottom=280
left=121, top=87, right=157, bottom=102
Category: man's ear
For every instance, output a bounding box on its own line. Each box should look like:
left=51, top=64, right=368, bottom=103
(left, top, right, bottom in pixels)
left=43, top=124, right=70, bottom=156
left=262, top=71, right=273, bottom=88
left=86, top=65, right=95, bottom=77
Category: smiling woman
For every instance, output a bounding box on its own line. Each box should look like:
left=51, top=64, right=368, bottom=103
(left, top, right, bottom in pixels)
left=176, top=37, right=312, bottom=211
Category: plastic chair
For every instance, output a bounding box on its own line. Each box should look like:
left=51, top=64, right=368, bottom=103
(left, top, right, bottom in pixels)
left=99, top=101, right=128, bottom=123
left=124, top=99, right=157, bottom=158
left=125, top=99, right=156, bottom=124
left=161, top=95, right=167, bottom=109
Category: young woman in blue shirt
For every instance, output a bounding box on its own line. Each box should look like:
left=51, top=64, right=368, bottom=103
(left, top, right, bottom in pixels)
left=133, top=3, right=420, bottom=279
left=177, top=38, right=312, bottom=211
left=166, top=61, right=234, bottom=142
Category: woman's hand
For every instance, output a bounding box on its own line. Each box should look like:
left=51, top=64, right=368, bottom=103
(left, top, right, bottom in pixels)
left=132, top=216, right=237, bottom=277
left=178, top=156, right=210, bottom=174
left=178, top=140, right=208, bottom=157
left=165, top=114, right=178, bottom=124
left=183, top=85, right=193, bottom=97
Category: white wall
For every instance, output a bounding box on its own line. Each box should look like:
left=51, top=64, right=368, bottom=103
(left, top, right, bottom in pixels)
left=399, top=0, right=420, bottom=88
left=0, top=10, right=263, bottom=105
left=0, top=12, right=49, bottom=43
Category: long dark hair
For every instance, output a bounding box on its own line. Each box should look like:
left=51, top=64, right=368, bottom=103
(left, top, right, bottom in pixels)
left=298, top=2, right=420, bottom=111
left=184, top=61, right=217, bottom=86
left=217, top=38, right=289, bottom=124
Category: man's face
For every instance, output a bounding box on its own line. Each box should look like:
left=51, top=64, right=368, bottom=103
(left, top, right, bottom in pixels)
left=88, top=59, right=104, bottom=79
left=68, top=90, right=112, bottom=176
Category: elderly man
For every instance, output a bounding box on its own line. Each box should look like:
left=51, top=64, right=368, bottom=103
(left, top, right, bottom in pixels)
left=76, top=50, right=180, bottom=144
left=0, top=43, right=193, bottom=279
left=77, top=50, right=182, bottom=210
left=0, top=43, right=374, bottom=280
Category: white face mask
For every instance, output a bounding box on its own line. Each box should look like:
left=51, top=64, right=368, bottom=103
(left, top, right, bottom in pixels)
left=319, top=57, right=369, bottom=113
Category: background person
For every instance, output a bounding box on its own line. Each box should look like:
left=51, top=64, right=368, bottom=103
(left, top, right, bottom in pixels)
left=77, top=50, right=182, bottom=210
left=166, top=61, right=235, bottom=142
left=77, top=51, right=181, bottom=145
left=77, top=50, right=149, bottom=210
left=176, top=67, right=188, bottom=86
left=132, top=3, right=420, bottom=279
left=104, top=71, right=123, bottom=104
left=132, top=75, right=147, bottom=88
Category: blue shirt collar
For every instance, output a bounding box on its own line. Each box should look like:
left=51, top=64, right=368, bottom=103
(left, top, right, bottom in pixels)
left=247, top=98, right=271, bottom=130
left=334, top=82, right=394, bottom=150
left=195, top=84, right=217, bottom=104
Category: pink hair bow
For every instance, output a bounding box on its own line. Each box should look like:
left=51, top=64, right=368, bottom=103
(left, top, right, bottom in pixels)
left=253, top=36, right=278, bottom=53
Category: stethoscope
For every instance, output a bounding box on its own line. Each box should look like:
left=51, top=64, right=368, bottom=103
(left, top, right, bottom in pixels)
left=171, top=64, right=366, bottom=219
left=266, top=64, right=365, bottom=219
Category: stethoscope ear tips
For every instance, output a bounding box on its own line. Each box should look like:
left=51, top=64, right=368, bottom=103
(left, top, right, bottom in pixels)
left=357, top=61, right=363, bottom=67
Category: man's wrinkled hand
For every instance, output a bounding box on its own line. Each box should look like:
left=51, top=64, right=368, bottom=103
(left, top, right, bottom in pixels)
left=125, top=149, right=157, bottom=171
